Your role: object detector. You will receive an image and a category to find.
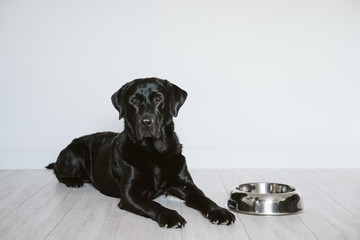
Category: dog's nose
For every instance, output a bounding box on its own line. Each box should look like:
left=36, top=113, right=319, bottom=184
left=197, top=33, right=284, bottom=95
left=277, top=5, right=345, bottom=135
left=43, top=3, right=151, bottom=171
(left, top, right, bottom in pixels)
left=141, top=118, right=153, bottom=128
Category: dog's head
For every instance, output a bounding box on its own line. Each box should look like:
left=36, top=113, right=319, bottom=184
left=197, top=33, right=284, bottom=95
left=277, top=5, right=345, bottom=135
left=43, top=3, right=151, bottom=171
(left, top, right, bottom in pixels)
left=112, top=78, right=187, bottom=142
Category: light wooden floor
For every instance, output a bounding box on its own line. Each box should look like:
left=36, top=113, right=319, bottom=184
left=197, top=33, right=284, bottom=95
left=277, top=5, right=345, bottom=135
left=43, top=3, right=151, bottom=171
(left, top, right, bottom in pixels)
left=0, top=169, right=359, bottom=240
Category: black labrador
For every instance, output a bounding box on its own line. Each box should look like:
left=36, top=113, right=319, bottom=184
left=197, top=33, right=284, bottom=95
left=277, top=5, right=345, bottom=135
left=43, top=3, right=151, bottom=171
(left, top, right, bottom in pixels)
left=46, top=77, right=235, bottom=228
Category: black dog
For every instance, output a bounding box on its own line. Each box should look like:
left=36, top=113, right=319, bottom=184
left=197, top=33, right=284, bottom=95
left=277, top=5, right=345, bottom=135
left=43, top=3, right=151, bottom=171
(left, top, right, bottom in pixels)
left=46, top=78, right=235, bottom=228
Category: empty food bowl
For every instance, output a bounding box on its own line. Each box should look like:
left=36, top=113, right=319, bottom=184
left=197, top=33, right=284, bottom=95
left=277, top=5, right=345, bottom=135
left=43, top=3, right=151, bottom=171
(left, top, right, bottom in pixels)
left=227, top=182, right=306, bottom=216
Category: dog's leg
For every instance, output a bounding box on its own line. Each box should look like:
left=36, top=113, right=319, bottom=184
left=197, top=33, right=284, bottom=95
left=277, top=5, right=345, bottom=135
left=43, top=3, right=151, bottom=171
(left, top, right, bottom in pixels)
left=118, top=189, right=187, bottom=228
left=177, top=184, right=236, bottom=225
left=168, top=156, right=236, bottom=225
left=53, top=148, right=89, bottom=188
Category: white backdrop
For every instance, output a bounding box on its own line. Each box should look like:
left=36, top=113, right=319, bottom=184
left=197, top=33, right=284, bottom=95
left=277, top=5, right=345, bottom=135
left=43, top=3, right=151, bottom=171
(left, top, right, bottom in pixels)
left=1, top=0, right=359, bottom=168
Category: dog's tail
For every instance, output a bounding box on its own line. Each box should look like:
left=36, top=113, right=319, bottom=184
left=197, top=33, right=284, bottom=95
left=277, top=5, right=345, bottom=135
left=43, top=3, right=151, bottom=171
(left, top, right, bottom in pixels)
left=45, top=163, right=55, bottom=169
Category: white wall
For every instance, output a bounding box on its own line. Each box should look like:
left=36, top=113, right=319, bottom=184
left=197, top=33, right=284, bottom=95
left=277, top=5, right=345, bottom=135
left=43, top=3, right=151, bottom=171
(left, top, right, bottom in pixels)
left=1, top=0, right=359, bottom=168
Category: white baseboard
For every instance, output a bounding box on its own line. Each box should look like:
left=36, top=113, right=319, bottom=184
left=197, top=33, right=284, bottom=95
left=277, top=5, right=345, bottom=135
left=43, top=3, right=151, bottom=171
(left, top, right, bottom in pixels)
left=0, top=149, right=59, bottom=169
left=1, top=147, right=359, bottom=169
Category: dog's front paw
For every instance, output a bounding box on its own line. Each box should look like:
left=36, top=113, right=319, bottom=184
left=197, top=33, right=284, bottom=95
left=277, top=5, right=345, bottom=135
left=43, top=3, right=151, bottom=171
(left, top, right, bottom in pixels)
left=203, top=207, right=236, bottom=225
left=157, top=210, right=187, bottom=228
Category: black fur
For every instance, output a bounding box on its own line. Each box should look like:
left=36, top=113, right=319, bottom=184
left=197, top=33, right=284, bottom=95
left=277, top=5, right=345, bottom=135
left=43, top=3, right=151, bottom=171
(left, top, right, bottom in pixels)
left=47, top=77, right=235, bottom=228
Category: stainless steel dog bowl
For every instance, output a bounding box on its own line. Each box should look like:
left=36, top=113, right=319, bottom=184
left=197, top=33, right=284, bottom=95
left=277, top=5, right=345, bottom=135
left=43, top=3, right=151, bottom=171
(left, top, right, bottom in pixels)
left=227, top=182, right=306, bottom=216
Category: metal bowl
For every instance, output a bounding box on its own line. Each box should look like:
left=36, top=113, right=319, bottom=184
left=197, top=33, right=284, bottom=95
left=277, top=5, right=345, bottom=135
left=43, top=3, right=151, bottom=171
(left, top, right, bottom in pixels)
left=227, top=182, right=306, bottom=216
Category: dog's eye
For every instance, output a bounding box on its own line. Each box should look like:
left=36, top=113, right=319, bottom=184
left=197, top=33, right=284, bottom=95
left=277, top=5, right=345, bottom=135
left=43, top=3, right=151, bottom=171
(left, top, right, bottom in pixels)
left=130, top=97, right=140, bottom=106
left=153, top=96, right=163, bottom=104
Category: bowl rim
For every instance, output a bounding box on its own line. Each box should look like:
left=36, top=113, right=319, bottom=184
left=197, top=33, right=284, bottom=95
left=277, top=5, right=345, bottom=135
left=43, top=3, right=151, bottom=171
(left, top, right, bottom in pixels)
left=232, top=182, right=298, bottom=195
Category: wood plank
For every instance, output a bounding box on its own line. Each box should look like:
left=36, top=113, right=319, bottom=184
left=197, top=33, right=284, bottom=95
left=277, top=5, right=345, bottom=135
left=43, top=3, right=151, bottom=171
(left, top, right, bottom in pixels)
left=272, top=169, right=360, bottom=240
left=219, top=169, right=317, bottom=240
left=181, top=169, right=250, bottom=240
left=0, top=170, right=55, bottom=220
left=47, top=191, right=183, bottom=240
left=0, top=177, right=87, bottom=239
left=309, top=169, right=360, bottom=220
left=44, top=185, right=124, bottom=240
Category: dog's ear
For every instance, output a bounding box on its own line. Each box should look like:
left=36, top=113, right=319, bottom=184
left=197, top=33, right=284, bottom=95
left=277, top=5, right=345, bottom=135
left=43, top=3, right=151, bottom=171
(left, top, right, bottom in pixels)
left=111, top=83, right=128, bottom=119
left=165, top=80, right=188, bottom=117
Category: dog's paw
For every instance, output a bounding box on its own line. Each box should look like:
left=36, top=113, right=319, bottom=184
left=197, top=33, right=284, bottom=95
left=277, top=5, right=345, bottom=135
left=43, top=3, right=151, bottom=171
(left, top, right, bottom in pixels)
left=61, top=178, right=84, bottom=188
left=203, top=207, right=236, bottom=225
left=157, top=210, right=187, bottom=228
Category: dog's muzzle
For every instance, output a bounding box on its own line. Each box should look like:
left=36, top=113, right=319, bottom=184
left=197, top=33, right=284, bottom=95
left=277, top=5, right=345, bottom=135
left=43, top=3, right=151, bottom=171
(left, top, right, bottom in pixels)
left=136, top=115, right=161, bottom=141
